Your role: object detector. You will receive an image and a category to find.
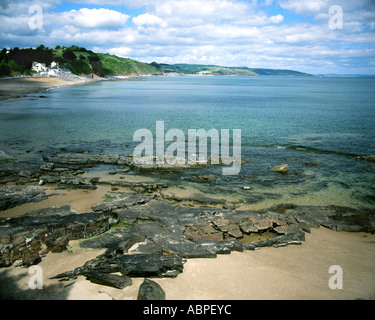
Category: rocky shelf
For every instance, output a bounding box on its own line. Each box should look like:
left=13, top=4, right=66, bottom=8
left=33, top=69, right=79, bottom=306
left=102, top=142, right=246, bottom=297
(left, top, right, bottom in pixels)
left=1, top=153, right=374, bottom=292
left=1, top=191, right=374, bottom=290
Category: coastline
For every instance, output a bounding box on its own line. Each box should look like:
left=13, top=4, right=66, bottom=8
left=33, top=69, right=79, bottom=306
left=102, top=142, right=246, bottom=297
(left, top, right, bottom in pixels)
left=0, top=75, right=101, bottom=101
left=0, top=159, right=374, bottom=300
left=0, top=227, right=374, bottom=300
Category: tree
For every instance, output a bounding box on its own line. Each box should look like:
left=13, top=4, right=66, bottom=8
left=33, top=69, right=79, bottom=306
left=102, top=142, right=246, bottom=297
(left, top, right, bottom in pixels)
left=150, top=61, right=161, bottom=70
left=36, top=44, right=46, bottom=51
left=63, top=51, right=77, bottom=61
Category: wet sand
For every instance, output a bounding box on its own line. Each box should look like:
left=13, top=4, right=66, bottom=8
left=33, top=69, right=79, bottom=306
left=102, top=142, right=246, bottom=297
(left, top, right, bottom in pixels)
left=0, top=76, right=95, bottom=101
left=0, top=227, right=374, bottom=300
left=0, top=185, right=112, bottom=218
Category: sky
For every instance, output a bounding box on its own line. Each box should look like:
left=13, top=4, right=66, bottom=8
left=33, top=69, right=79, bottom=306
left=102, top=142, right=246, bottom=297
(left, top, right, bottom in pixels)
left=0, top=0, right=374, bottom=75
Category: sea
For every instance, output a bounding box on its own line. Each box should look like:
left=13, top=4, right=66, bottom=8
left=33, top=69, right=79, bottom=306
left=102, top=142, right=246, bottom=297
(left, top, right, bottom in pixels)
left=0, top=75, right=375, bottom=211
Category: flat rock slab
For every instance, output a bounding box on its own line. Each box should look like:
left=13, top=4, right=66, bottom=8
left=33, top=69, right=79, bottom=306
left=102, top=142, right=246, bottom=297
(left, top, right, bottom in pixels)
left=0, top=160, right=41, bottom=184
left=0, top=206, right=118, bottom=267
left=43, top=153, right=208, bottom=170
left=284, top=205, right=375, bottom=233
left=0, top=185, right=48, bottom=211
left=52, top=253, right=185, bottom=280
left=43, top=153, right=134, bottom=167
left=92, top=193, right=156, bottom=212
left=83, top=271, right=132, bottom=290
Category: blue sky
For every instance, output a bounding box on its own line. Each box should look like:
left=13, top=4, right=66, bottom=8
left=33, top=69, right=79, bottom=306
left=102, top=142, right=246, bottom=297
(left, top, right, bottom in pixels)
left=1, top=0, right=374, bottom=75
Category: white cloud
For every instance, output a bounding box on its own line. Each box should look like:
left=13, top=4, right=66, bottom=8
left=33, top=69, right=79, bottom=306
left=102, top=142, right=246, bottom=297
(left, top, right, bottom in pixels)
left=155, top=0, right=252, bottom=24
left=52, top=8, right=129, bottom=29
left=278, top=0, right=327, bottom=14
left=0, top=0, right=374, bottom=74
left=132, top=13, right=167, bottom=27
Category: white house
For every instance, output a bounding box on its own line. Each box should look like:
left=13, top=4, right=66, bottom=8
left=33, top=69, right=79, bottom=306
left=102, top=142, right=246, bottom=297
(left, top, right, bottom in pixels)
left=31, top=61, right=71, bottom=76
left=31, top=61, right=47, bottom=73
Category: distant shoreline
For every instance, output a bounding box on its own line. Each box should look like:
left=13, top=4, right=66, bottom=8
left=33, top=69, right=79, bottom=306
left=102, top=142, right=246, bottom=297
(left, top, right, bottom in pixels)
left=1, top=73, right=374, bottom=102
left=0, top=75, right=101, bottom=101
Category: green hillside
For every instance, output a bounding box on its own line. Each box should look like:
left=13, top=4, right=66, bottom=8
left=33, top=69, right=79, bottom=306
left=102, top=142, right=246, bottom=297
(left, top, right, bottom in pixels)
left=160, top=63, right=311, bottom=76
left=0, top=44, right=311, bottom=77
left=97, top=53, right=162, bottom=76
left=0, top=45, right=162, bottom=77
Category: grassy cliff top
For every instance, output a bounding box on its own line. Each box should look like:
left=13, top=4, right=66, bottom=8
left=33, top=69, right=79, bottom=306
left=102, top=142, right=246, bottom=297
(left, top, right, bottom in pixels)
left=1, top=45, right=311, bottom=77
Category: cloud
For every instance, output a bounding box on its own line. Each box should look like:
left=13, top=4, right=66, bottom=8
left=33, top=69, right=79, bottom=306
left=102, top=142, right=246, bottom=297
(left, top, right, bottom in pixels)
left=278, top=0, right=327, bottom=14
left=0, top=0, right=374, bottom=74
left=132, top=13, right=167, bottom=27
left=51, top=8, right=129, bottom=29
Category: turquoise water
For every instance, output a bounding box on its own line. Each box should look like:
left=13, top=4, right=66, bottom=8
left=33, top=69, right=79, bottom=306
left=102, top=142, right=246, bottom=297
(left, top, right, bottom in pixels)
left=0, top=76, right=375, bottom=210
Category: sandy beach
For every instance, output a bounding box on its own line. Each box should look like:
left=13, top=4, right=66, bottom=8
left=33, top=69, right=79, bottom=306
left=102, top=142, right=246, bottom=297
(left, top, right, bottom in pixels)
left=0, top=227, right=374, bottom=300
left=0, top=76, right=95, bottom=101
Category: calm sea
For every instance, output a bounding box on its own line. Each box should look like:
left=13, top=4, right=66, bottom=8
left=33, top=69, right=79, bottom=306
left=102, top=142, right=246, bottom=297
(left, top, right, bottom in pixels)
left=1, top=75, right=375, bottom=210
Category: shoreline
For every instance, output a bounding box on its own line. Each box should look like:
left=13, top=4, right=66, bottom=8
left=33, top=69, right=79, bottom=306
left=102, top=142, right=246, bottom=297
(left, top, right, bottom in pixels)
left=0, top=75, right=101, bottom=101
left=0, top=227, right=373, bottom=300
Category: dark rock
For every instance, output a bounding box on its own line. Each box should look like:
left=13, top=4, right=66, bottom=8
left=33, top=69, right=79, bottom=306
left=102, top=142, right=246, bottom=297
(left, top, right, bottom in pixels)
left=211, top=217, right=243, bottom=239
left=18, top=170, right=32, bottom=178
left=116, top=253, right=184, bottom=278
left=79, top=228, right=137, bottom=250
left=0, top=160, right=41, bottom=184
left=133, top=240, right=164, bottom=255
left=103, top=181, right=168, bottom=194
left=303, top=161, right=319, bottom=166
left=92, top=193, right=155, bottom=212
left=43, top=153, right=134, bottom=167
left=165, top=194, right=226, bottom=205
left=271, top=164, right=289, bottom=173
left=38, top=175, right=61, bottom=184
left=356, top=155, right=375, bottom=163
left=184, top=175, right=218, bottom=183
left=133, top=221, right=217, bottom=258
left=43, top=153, right=209, bottom=171
left=0, top=185, right=48, bottom=211
left=52, top=254, right=184, bottom=280
left=183, top=221, right=223, bottom=242
left=40, top=162, right=54, bottom=171
left=137, top=278, right=166, bottom=300
left=286, top=205, right=375, bottom=233
left=84, top=271, right=132, bottom=289
left=59, top=175, right=99, bottom=189
left=0, top=206, right=119, bottom=267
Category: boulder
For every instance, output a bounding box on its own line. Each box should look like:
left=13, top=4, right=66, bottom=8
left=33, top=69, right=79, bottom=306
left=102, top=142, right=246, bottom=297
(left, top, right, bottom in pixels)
left=137, top=278, right=166, bottom=300
left=271, top=164, right=289, bottom=173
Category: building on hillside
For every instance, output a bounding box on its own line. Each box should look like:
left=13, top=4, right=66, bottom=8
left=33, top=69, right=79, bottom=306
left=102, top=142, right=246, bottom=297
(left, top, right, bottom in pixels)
left=31, top=61, right=71, bottom=76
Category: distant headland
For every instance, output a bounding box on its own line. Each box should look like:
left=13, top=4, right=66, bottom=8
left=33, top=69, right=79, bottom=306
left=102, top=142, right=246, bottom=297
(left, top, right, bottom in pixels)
left=0, top=45, right=312, bottom=78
